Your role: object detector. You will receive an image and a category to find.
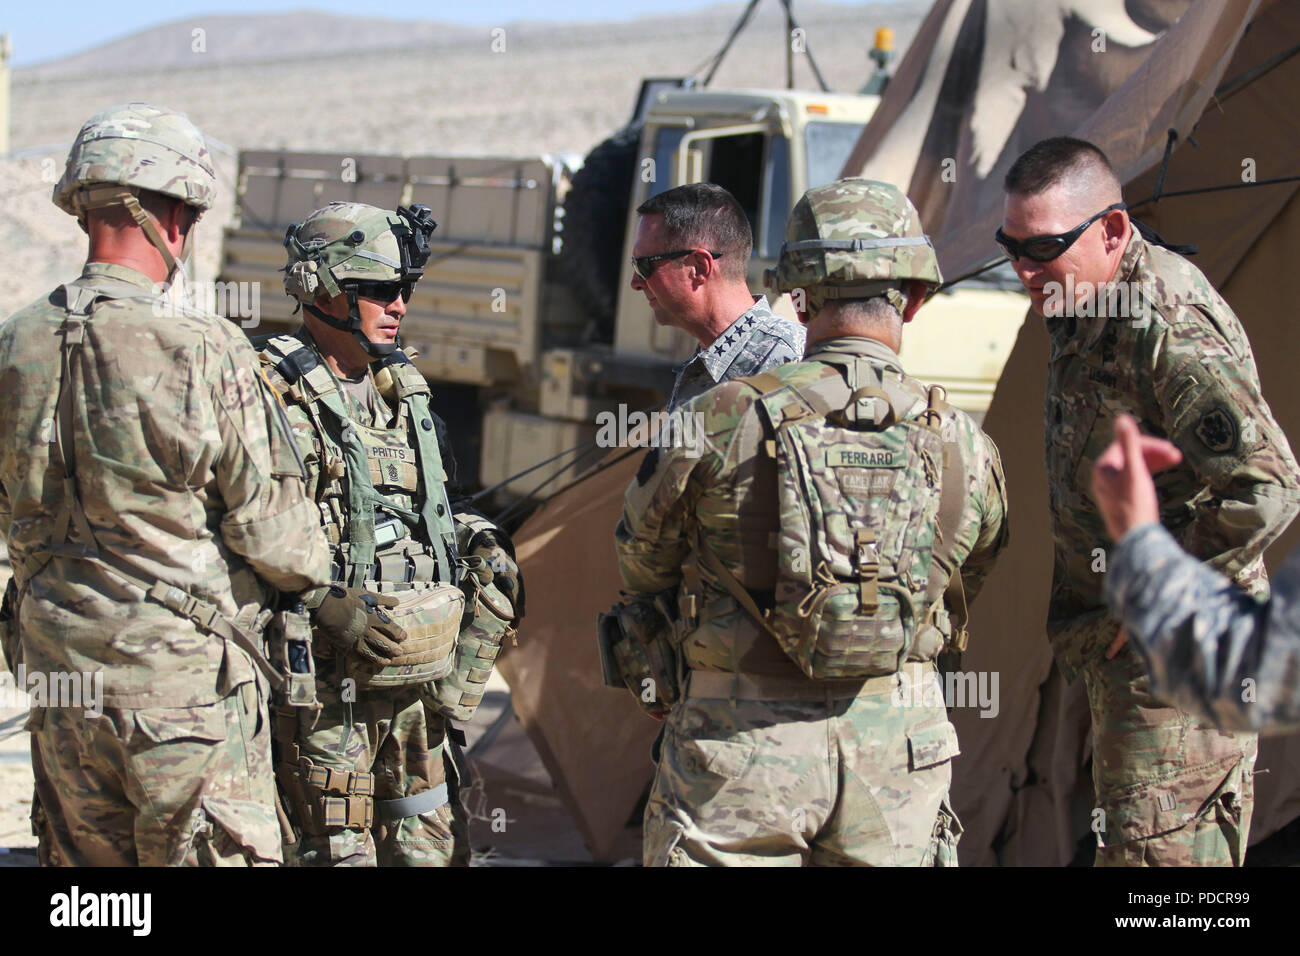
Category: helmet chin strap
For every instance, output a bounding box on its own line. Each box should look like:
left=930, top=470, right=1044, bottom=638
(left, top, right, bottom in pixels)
left=305, top=287, right=397, bottom=359
left=77, top=186, right=186, bottom=283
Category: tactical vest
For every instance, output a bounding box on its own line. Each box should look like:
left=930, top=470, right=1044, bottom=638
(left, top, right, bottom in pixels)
left=693, top=349, right=970, bottom=680
left=257, top=334, right=463, bottom=688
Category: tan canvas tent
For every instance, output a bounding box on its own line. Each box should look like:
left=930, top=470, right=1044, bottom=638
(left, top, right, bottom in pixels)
left=498, top=451, right=651, bottom=861
left=499, top=0, right=1300, bottom=863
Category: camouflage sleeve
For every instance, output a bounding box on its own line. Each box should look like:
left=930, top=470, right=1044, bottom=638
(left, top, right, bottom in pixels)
left=614, top=391, right=730, bottom=594
left=211, top=338, right=330, bottom=593
left=1106, top=522, right=1300, bottom=732
left=1151, top=308, right=1300, bottom=578
left=615, top=448, right=700, bottom=595
left=958, top=428, right=1009, bottom=605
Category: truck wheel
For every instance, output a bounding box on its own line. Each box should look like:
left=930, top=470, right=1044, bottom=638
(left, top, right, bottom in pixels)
left=559, top=123, right=642, bottom=343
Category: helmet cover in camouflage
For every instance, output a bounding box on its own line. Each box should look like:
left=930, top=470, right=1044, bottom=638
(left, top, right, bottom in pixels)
left=283, top=202, right=436, bottom=303
left=53, top=103, right=217, bottom=218
left=766, top=178, right=942, bottom=312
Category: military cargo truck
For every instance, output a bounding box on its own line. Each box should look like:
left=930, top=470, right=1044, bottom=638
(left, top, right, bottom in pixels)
left=219, top=81, right=1026, bottom=506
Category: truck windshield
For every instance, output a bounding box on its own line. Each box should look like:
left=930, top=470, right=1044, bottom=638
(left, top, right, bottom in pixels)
left=805, top=122, right=867, bottom=188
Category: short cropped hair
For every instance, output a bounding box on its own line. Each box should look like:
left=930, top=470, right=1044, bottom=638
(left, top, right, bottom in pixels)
left=1004, top=136, right=1122, bottom=203
left=813, top=295, right=903, bottom=336
left=637, top=182, right=752, bottom=281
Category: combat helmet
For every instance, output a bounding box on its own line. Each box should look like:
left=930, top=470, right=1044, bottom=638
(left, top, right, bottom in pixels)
left=283, top=202, right=437, bottom=358
left=53, top=103, right=217, bottom=280
left=765, top=178, right=942, bottom=314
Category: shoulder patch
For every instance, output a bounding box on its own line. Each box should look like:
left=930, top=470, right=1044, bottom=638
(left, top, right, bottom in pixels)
left=1195, top=407, right=1237, bottom=453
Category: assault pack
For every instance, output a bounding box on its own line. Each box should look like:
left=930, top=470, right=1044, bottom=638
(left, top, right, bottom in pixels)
left=695, top=352, right=971, bottom=679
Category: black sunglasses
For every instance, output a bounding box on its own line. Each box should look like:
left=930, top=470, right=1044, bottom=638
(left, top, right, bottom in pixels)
left=351, top=280, right=414, bottom=303
left=995, top=202, right=1126, bottom=263
left=631, top=248, right=723, bottom=281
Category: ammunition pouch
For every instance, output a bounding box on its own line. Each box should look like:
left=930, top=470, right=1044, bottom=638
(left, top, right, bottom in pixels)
left=342, top=583, right=463, bottom=689
left=0, top=577, right=19, bottom=674
left=597, top=590, right=681, bottom=717
left=266, top=603, right=319, bottom=708
left=271, top=708, right=378, bottom=839
left=427, top=578, right=515, bottom=722
left=282, top=753, right=376, bottom=835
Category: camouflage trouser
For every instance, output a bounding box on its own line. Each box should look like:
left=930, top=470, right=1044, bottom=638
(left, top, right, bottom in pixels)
left=30, top=677, right=282, bottom=866
left=643, top=665, right=962, bottom=866
left=279, top=669, right=469, bottom=867
left=1084, top=647, right=1256, bottom=866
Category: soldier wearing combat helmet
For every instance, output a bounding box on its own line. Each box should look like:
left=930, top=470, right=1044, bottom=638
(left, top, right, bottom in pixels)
left=0, top=103, right=331, bottom=866
left=259, top=201, right=522, bottom=866
left=613, top=178, right=1008, bottom=866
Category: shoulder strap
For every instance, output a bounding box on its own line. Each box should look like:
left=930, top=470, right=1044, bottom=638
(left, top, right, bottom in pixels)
left=740, top=362, right=919, bottom=442
left=259, top=334, right=341, bottom=406
left=49, top=283, right=105, bottom=554
left=693, top=529, right=781, bottom=643
left=379, top=356, right=458, bottom=584
left=736, top=369, right=855, bottom=458
left=741, top=370, right=786, bottom=396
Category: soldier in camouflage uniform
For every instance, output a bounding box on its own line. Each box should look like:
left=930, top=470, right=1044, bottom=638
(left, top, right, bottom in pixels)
left=630, top=183, right=805, bottom=409
left=1094, top=414, right=1300, bottom=732
left=1000, top=136, right=1300, bottom=865
left=0, top=103, right=332, bottom=866
left=261, top=202, right=522, bottom=867
left=615, top=179, right=1008, bottom=866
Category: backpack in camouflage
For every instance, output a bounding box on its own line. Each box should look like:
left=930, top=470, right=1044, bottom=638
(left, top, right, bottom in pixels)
left=699, top=357, right=969, bottom=679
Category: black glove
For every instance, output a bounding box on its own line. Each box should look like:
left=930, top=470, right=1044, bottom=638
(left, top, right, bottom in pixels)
left=312, top=586, right=409, bottom=665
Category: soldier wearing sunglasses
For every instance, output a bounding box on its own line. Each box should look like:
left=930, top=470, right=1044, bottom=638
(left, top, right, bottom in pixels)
left=1001, top=136, right=1300, bottom=866
left=630, top=183, right=805, bottom=410
left=254, top=202, right=523, bottom=867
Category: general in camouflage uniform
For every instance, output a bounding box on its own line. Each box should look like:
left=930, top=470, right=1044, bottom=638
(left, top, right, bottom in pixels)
left=0, top=103, right=331, bottom=866
left=628, top=182, right=806, bottom=411
left=1000, top=137, right=1300, bottom=865
left=1093, top=416, right=1300, bottom=732
left=262, top=202, right=521, bottom=867
left=614, top=180, right=1008, bottom=866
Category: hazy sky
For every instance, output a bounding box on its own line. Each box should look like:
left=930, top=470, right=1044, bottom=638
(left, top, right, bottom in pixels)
left=5, top=1, right=893, bottom=67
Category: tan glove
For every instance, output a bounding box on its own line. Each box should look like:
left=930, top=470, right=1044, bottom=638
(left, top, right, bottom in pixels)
left=312, top=586, right=409, bottom=665
left=468, top=533, right=524, bottom=619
